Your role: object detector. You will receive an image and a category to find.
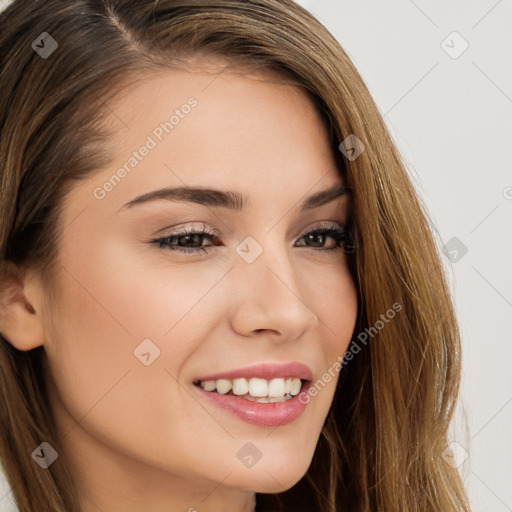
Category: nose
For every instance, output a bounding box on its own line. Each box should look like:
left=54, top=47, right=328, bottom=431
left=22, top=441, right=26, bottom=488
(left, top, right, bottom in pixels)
left=229, top=243, right=319, bottom=341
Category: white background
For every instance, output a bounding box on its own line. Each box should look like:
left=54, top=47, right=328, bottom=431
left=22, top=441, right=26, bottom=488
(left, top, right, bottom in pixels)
left=1, top=0, right=511, bottom=511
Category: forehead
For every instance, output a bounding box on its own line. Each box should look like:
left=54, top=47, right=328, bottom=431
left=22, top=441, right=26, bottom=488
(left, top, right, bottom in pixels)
left=106, top=62, right=330, bottom=151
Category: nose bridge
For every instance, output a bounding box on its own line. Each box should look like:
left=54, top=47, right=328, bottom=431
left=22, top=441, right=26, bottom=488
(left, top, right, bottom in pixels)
left=230, top=235, right=318, bottom=338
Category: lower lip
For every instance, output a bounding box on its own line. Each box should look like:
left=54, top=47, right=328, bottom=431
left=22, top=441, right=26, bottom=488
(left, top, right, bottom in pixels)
left=193, top=381, right=311, bottom=427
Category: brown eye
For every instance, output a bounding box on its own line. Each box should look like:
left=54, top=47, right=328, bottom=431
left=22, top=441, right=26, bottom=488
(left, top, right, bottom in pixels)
left=295, top=226, right=350, bottom=252
left=153, top=226, right=220, bottom=255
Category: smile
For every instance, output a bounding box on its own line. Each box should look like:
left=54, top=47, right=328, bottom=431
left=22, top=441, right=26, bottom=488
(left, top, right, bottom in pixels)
left=194, top=377, right=303, bottom=402
left=191, top=362, right=313, bottom=427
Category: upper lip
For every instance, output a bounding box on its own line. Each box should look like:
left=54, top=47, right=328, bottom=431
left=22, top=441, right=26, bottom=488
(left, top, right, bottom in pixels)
left=194, top=362, right=313, bottom=383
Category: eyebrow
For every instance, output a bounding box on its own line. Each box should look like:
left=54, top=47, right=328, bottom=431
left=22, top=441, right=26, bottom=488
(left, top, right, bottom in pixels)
left=119, top=182, right=351, bottom=212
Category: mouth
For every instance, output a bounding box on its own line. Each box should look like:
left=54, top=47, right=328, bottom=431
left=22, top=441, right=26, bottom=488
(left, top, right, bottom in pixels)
left=192, top=376, right=305, bottom=403
left=191, top=362, right=313, bottom=427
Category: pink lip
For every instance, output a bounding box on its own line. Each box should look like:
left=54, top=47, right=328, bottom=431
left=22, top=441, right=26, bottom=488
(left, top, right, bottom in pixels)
left=193, top=361, right=313, bottom=382
left=193, top=380, right=312, bottom=427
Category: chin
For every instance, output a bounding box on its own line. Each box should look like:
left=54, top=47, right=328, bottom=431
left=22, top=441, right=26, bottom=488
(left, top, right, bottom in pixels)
left=232, top=458, right=311, bottom=494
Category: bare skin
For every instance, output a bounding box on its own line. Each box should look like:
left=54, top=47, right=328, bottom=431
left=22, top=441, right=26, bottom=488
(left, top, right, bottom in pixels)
left=0, top=61, right=358, bottom=512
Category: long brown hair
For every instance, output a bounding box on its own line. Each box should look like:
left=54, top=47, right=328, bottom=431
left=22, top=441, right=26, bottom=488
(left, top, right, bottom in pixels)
left=0, top=1, right=471, bottom=510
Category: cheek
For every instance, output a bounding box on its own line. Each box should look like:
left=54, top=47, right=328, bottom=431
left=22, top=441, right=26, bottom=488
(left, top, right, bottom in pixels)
left=43, top=234, right=231, bottom=435
left=52, top=230, right=230, bottom=350
left=299, top=261, right=358, bottom=411
left=304, top=260, right=358, bottom=362
left=43, top=254, right=223, bottom=471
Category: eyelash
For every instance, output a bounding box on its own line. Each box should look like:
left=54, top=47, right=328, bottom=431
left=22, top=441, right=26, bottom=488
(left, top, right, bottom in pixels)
left=151, top=222, right=352, bottom=255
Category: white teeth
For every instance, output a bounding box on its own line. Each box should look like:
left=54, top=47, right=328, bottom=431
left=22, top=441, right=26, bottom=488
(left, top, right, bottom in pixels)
left=267, top=378, right=286, bottom=398
left=232, top=378, right=249, bottom=395
left=269, top=395, right=288, bottom=402
left=290, top=378, right=301, bottom=396
left=198, top=376, right=303, bottom=399
left=248, top=378, right=267, bottom=397
left=202, top=380, right=216, bottom=392
left=215, top=379, right=232, bottom=394
left=243, top=394, right=291, bottom=403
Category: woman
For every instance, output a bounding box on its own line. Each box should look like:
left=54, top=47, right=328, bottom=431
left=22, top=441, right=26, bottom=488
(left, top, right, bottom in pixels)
left=0, top=1, right=471, bottom=511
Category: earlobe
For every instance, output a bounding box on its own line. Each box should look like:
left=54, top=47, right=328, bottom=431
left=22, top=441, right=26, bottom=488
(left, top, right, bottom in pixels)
left=0, top=263, right=45, bottom=351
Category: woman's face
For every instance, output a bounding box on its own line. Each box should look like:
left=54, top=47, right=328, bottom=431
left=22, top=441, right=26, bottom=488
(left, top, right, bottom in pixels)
left=37, top=62, right=358, bottom=508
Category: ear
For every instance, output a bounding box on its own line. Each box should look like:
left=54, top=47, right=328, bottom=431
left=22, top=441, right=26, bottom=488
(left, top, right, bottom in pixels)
left=0, top=262, right=45, bottom=351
